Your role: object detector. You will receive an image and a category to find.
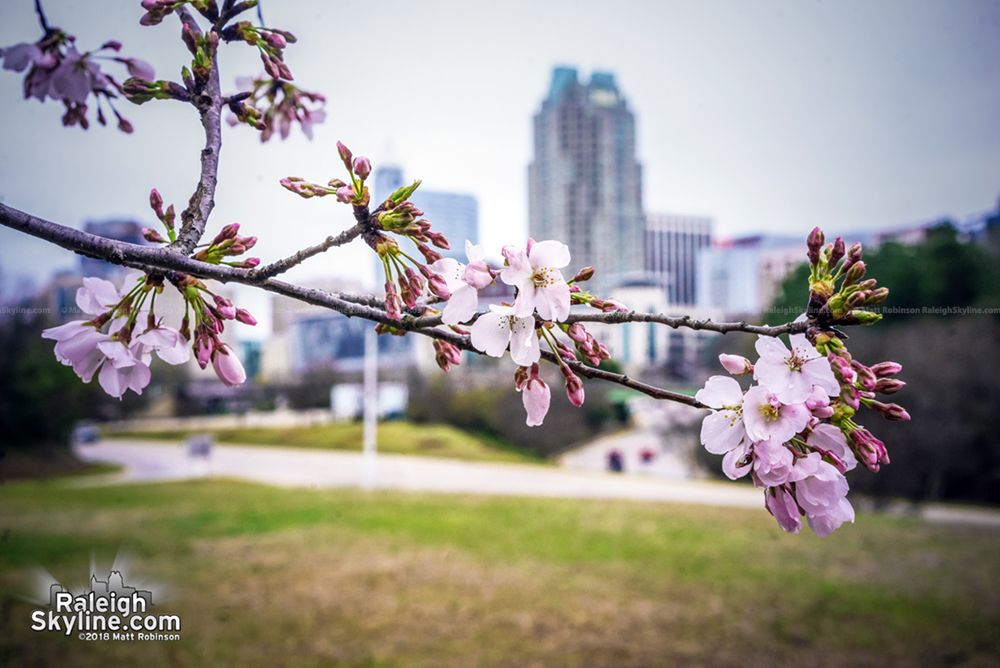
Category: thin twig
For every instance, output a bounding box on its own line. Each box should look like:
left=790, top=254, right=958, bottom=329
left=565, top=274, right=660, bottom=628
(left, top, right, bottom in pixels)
left=565, top=310, right=809, bottom=337
left=249, top=223, right=364, bottom=280
left=34, top=0, right=50, bottom=33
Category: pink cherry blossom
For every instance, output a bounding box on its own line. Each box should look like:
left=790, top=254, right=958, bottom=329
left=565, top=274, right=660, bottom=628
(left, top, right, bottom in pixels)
left=41, top=322, right=108, bottom=383
left=432, top=241, right=490, bottom=326
left=753, top=333, right=839, bottom=404
left=721, top=440, right=752, bottom=480
left=752, top=438, right=795, bottom=487
left=470, top=304, right=539, bottom=366
left=788, top=452, right=855, bottom=537
left=807, top=423, right=857, bottom=472
left=212, top=344, right=247, bottom=387
left=695, top=376, right=746, bottom=456
left=135, top=326, right=191, bottom=366
left=96, top=340, right=152, bottom=399
left=501, top=240, right=571, bottom=322
left=741, top=385, right=810, bottom=444
left=766, top=486, right=802, bottom=534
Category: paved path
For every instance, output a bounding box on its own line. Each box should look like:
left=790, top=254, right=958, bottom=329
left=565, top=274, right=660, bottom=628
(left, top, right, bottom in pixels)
left=73, top=440, right=766, bottom=508
left=72, top=440, right=1000, bottom=528
left=559, top=397, right=704, bottom=478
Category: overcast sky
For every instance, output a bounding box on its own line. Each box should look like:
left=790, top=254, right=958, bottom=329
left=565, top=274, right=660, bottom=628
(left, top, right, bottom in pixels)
left=1, top=0, right=998, bottom=295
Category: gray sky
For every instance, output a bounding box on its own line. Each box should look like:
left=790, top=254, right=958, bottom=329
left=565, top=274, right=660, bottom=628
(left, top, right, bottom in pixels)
left=1, top=0, right=998, bottom=293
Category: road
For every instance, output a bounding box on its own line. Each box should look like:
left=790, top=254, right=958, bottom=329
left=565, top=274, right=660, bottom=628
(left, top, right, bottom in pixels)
left=72, top=439, right=1000, bottom=528
left=73, top=440, right=766, bottom=508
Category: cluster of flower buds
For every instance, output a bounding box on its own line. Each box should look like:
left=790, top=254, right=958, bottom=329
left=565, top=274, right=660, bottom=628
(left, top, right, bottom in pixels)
left=220, top=22, right=295, bottom=80
left=175, top=274, right=254, bottom=386
left=192, top=223, right=260, bottom=268
left=1, top=29, right=153, bottom=132
left=695, top=228, right=908, bottom=537
left=226, top=76, right=326, bottom=141
left=179, top=21, right=219, bottom=89
left=142, top=189, right=177, bottom=244
left=805, top=228, right=886, bottom=329
left=564, top=322, right=611, bottom=366
left=281, top=143, right=455, bottom=322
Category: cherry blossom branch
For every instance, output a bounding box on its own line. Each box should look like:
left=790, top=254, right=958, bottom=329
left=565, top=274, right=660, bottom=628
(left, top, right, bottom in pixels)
left=250, top=223, right=364, bottom=280
left=564, top=310, right=810, bottom=337
left=170, top=8, right=223, bottom=256
left=0, top=201, right=798, bottom=408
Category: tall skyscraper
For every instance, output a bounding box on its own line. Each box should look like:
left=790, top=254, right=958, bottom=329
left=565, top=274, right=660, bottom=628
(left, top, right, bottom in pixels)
left=528, top=67, right=644, bottom=291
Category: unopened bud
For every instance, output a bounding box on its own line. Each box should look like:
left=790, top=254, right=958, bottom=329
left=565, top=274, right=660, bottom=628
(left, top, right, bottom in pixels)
left=870, top=401, right=911, bottom=421
left=149, top=188, right=164, bottom=218
left=235, top=308, right=257, bottom=326
left=560, top=365, right=585, bottom=407
left=212, top=223, right=240, bottom=245
left=572, top=267, right=595, bottom=283
left=807, top=227, right=824, bottom=265
left=874, top=378, right=905, bottom=395
left=870, top=361, right=903, bottom=378
left=844, top=260, right=866, bottom=286
left=353, top=156, right=372, bottom=180
left=336, top=141, right=353, bottom=169
left=719, top=354, right=753, bottom=376
left=142, top=227, right=167, bottom=243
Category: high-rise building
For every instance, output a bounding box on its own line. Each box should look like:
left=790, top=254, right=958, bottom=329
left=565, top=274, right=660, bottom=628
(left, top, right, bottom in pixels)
left=645, top=214, right=713, bottom=305
left=79, top=220, right=146, bottom=279
left=528, top=67, right=644, bottom=291
left=372, top=165, right=478, bottom=260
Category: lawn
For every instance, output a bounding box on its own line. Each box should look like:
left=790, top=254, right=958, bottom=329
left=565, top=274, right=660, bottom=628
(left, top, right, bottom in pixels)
left=107, top=421, right=542, bottom=464
left=1, top=478, right=998, bottom=667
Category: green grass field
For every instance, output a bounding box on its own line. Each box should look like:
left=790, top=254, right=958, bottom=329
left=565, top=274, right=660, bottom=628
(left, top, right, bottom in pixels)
left=107, top=421, right=543, bottom=464
left=1, top=478, right=998, bottom=667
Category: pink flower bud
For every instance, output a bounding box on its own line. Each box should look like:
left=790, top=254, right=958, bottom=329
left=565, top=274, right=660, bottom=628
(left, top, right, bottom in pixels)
left=850, top=428, right=888, bottom=472
left=870, top=361, right=903, bottom=378
left=235, top=308, right=257, bottom=326
left=870, top=401, right=910, bottom=421
left=874, top=378, right=904, bottom=395
left=416, top=243, right=443, bottom=265
left=149, top=189, right=164, bottom=218
left=561, top=365, right=585, bottom=407
left=829, top=237, right=845, bottom=266
left=353, top=156, right=372, bottom=180
left=142, top=227, right=167, bottom=243
left=601, top=299, right=627, bottom=313
left=572, top=267, right=595, bottom=283
left=384, top=282, right=402, bottom=321
left=719, top=354, right=753, bottom=376
left=336, top=185, right=354, bottom=203
left=195, top=337, right=212, bottom=369
left=212, top=344, right=247, bottom=387
left=213, top=223, right=240, bottom=245
left=566, top=323, right=588, bottom=344
left=230, top=258, right=260, bottom=268
left=807, top=227, right=824, bottom=265
left=844, top=261, right=866, bottom=286
left=843, top=242, right=863, bottom=271
left=337, top=141, right=353, bottom=167
left=418, top=265, right=451, bottom=300
left=427, top=231, right=451, bottom=251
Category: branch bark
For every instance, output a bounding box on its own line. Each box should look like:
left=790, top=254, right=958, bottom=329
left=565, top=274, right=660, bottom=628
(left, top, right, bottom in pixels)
left=564, top=310, right=809, bottom=337
left=170, top=8, right=223, bottom=256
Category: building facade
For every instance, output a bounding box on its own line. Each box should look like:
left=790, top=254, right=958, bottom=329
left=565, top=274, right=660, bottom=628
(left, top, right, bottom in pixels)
left=645, top=214, right=713, bottom=306
left=528, top=67, right=644, bottom=292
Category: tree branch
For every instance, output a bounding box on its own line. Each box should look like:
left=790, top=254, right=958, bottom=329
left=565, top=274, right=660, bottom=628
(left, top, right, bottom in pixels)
left=0, top=201, right=812, bottom=408
left=170, top=8, right=223, bottom=256
left=564, top=310, right=809, bottom=337
left=34, top=0, right=50, bottom=33
left=250, top=223, right=364, bottom=280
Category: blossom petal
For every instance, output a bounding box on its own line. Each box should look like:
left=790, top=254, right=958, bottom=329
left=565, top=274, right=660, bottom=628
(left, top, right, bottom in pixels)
left=469, top=311, right=511, bottom=358
left=508, top=316, right=540, bottom=366
left=532, top=280, right=570, bottom=322
left=441, top=284, right=480, bottom=326
left=528, top=240, right=571, bottom=269
left=695, top=376, right=744, bottom=409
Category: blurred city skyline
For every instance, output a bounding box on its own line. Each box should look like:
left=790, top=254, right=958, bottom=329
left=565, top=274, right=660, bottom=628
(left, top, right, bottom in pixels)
left=1, top=0, right=998, bottom=296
